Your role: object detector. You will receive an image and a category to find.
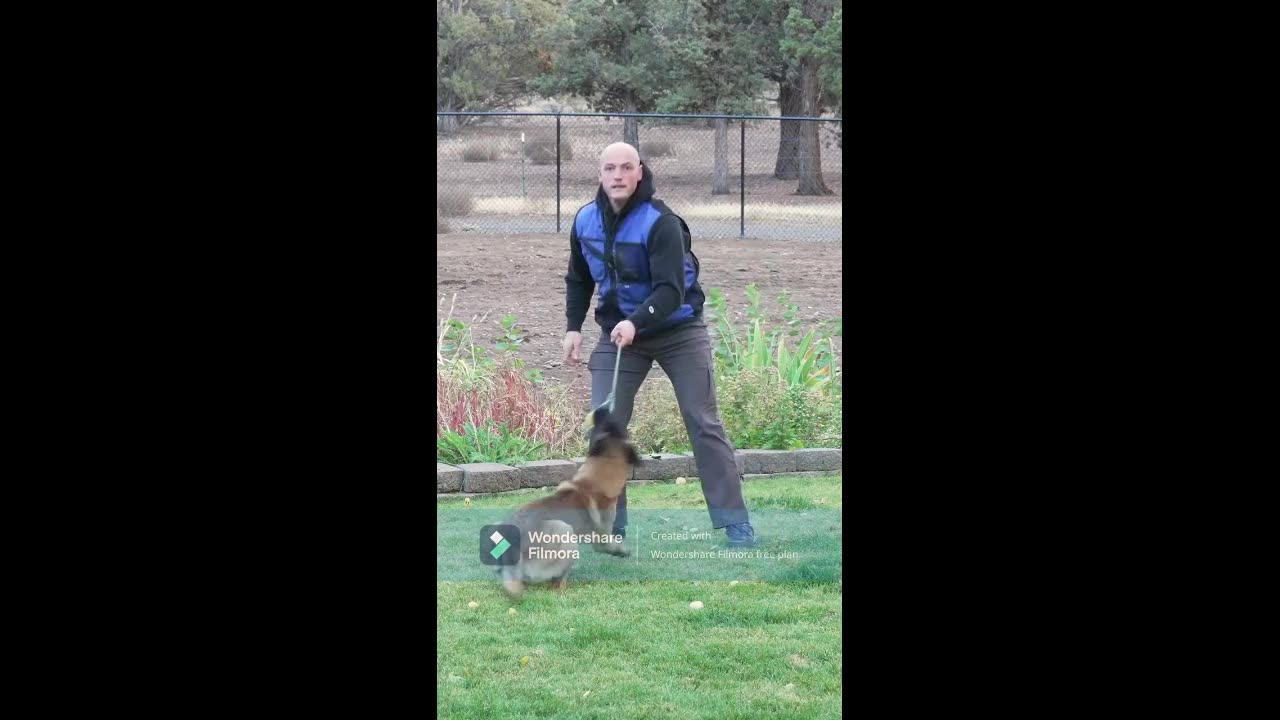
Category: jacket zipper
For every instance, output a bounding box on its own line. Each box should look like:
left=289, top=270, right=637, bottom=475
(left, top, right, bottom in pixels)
left=605, top=213, right=620, bottom=311
left=612, top=239, right=620, bottom=296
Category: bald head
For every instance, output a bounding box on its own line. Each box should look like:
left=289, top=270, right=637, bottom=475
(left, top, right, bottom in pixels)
left=599, top=142, right=643, bottom=210
left=599, top=142, right=640, bottom=166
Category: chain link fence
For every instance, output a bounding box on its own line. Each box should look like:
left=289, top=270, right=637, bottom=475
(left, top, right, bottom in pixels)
left=437, top=112, right=842, bottom=242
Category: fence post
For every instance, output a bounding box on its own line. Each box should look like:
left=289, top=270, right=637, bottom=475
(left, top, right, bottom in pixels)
left=740, top=120, right=746, bottom=238
left=556, top=115, right=562, bottom=234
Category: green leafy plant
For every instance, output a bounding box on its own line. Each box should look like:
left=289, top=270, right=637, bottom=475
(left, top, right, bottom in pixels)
left=491, top=314, right=545, bottom=384
left=494, top=314, right=525, bottom=355
left=706, top=283, right=841, bottom=394
left=629, top=370, right=841, bottom=453
left=438, top=316, right=496, bottom=387
left=437, top=423, right=546, bottom=465
left=775, top=330, right=836, bottom=392
left=717, top=370, right=840, bottom=450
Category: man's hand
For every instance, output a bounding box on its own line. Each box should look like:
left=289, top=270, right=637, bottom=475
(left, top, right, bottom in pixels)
left=562, top=331, right=583, bottom=365
left=610, top=320, right=637, bottom=349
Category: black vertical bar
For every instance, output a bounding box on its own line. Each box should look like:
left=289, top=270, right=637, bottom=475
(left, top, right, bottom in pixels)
left=740, top=120, right=746, bottom=238
left=556, top=115, right=562, bottom=233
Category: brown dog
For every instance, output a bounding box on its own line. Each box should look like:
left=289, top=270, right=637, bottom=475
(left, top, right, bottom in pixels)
left=500, top=407, right=639, bottom=597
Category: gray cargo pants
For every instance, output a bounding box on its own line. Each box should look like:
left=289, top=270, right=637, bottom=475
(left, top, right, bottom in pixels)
left=588, top=318, right=750, bottom=530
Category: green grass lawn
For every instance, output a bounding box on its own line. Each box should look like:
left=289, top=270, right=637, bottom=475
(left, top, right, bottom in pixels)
left=437, top=474, right=843, bottom=719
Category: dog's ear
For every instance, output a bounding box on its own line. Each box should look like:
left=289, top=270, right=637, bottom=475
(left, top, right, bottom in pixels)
left=626, top=444, right=641, bottom=466
left=592, top=405, right=610, bottom=429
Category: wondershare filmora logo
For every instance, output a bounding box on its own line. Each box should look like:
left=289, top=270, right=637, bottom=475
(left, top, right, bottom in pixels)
left=479, top=524, right=521, bottom=566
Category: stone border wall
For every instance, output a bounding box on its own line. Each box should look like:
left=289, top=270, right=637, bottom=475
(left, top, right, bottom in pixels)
left=437, top=449, right=841, bottom=494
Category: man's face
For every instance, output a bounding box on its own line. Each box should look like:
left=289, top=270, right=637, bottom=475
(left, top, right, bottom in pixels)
left=599, top=145, right=642, bottom=204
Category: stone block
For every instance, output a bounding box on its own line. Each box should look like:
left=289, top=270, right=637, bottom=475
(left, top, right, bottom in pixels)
left=794, top=448, right=842, bottom=472
left=634, top=452, right=697, bottom=481
left=437, top=463, right=463, bottom=493
left=514, top=459, right=577, bottom=488
left=678, top=451, right=746, bottom=478
left=736, top=449, right=797, bottom=475
left=460, top=463, right=521, bottom=493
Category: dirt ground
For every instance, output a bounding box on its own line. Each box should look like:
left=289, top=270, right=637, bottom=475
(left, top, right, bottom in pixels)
left=437, top=232, right=843, bottom=408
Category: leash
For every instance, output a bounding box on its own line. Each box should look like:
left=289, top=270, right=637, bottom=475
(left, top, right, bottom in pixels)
left=588, top=344, right=624, bottom=422
left=600, top=345, right=622, bottom=413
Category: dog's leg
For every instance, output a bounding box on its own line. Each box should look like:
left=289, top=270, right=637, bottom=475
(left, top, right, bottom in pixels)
left=585, top=495, right=603, bottom=533
left=499, top=557, right=525, bottom=598
left=549, top=566, right=571, bottom=591
left=591, top=500, right=629, bottom=557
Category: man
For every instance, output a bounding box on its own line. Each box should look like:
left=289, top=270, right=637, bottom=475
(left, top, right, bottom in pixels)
left=562, top=142, right=755, bottom=548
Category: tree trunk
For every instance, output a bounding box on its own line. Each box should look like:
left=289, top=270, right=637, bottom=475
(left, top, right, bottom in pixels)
left=436, top=96, right=460, bottom=134
left=773, top=80, right=802, bottom=179
left=795, top=58, right=832, bottom=196
left=623, top=95, right=639, bottom=148
left=712, top=118, right=730, bottom=194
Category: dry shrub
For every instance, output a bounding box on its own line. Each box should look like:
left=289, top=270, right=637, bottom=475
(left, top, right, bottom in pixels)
left=526, top=145, right=556, bottom=165
left=438, top=187, right=474, bottom=217
left=437, top=313, right=585, bottom=459
left=525, top=135, right=573, bottom=165
left=461, top=142, right=500, bottom=162
left=437, top=364, right=585, bottom=459
left=630, top=377, right=691, bottom=454
left=640, top=139, right=675, bottom=158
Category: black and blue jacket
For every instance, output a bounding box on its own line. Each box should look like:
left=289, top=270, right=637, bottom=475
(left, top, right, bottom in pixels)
left=565, top=165, right=704, bottom=338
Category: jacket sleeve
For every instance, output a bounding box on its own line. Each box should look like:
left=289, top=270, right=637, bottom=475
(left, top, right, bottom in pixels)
left=625, top=214, right=685, bottom=332
left=565, top=223, right=595, bottom=332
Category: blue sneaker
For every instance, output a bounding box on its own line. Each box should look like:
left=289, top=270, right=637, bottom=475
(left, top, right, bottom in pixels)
left=725, top=522, right=756, bottom=548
